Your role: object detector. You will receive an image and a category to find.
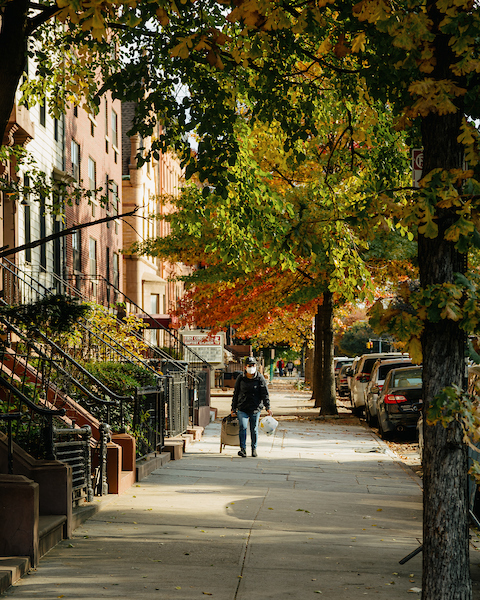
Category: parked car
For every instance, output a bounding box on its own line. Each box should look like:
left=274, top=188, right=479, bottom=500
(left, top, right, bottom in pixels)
left=364, top=357, right=413, bottom=425
left=334, top=357, right=353, bottom=385
left=336, top=363, right=352, bottom=397
left=375, top=365, right=423, bottom=439
left=346, top=356, right=360, bottom=396
left=350, top=352, right=406, bottom=415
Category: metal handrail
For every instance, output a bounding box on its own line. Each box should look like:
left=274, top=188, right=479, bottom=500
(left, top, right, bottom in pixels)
left=0, top=258, right=177, bottom=385
left=94, top=275, right=211, bottom=367
left=0, top=311, right=131, bottom=408
left=0, top=374, right=66, bottom=463
left=2, top=257, right=208, bottom=372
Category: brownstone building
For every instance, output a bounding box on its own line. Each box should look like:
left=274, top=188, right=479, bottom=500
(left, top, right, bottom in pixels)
left=121, top=102, right=188, bottom=342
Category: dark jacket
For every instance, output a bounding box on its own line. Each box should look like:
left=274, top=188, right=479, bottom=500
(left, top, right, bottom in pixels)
left=232, top=372, right=270, bottom=415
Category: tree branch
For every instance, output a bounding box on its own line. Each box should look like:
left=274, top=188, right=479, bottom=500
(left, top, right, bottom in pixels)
left=26, top=2, right=61, bottom=35
left=0, top=208, right=139, bottom=259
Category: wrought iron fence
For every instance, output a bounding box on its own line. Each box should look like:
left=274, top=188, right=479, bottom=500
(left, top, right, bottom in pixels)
left=53, top=425, right=94, bottom=505
left=165, top=372, right=189, bottom=437
left=134, top=385, right=166, bottom=459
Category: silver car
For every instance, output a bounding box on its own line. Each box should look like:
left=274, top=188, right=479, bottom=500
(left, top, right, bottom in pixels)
left=350, top=352, right=406, bottom=416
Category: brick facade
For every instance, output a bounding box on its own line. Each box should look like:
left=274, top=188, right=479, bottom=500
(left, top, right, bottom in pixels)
left=64, top=95, right=123, bottom=302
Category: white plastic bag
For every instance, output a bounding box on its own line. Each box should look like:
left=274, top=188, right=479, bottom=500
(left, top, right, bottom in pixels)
left=260, top=416, right=278, bottom=435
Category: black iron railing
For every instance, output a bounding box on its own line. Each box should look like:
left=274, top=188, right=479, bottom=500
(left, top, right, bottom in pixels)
left=0, top=373, right=66, bottom=465
left=134, top=385, right=166, bottom=459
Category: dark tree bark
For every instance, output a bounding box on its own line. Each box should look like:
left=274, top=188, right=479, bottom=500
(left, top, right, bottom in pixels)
left=420, top=4, right=471, bottom=597
left=0, top=0, right=30, bottom=144
left=313, top=305, right=322, bottom=406
left=313, top=291, right=337, bottom=415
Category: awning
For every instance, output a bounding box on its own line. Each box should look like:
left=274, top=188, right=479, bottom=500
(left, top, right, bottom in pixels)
left=141, top=314, right=172, bottom=328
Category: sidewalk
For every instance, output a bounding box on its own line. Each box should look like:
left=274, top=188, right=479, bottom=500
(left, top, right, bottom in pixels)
left=1, top=388, right=439, bottom=599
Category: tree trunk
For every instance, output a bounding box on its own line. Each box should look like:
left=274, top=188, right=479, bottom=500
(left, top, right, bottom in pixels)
left=313, top=291, right=337, bottom=415
left=313, top=304, right=322, bottom=406
left=0, top=0, right=29, bottom=144
left=304, top=345, right=314, bottom=388
left=419, top=5, right=471, bottom=592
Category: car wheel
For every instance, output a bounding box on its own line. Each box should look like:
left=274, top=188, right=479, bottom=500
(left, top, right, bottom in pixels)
left=351, top=403, right=363, bottom=417
left=378, top=419, right=392, bottom=441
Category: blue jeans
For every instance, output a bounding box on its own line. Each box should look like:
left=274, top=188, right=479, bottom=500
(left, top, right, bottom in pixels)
left=237, top=410, right=260, bottom=450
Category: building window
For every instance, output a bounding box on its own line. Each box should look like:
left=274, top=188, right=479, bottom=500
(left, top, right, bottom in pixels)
left=88, top=157, right=96, bottom=192
left=110, top=180, right=119, bottom=233
left=40, top=195, right=47, bottom=269
left=39, top=99, right=46, bottom=127
left=88, top=157, right=97, bottom=216
left=111, top=109, right=118, bottom=147
left=89, top=238, right=97, bottom=275
left=89, top=237, right=97, bottom=296
left=71, top=140, right=80, bottom=182
left=23, top=175, right=31, bottom=263
left=104, top=98, right=109, bottom=153
left=113, top=252, right=119, bottom=289
left=74, top=106, right=78, bottom=118
left=72, top=230, right=81, bottom=272
left=105, top=247, right=111, bottom=302
left=150, top=294, right=159, bottom=315
left=54, top=118, right=59, bottom=141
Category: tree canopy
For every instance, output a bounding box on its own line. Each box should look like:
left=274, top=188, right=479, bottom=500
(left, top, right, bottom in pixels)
left=3, top=0, right=480, bottom=596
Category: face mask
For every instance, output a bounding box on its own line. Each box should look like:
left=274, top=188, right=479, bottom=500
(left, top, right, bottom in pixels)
left=246, top=366, right=257, bottom=375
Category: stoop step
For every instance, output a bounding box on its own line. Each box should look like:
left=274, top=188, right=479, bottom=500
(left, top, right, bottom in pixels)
left=38, top=514, right=67, bottom=559
left=0, top=557, right=30, bottom=595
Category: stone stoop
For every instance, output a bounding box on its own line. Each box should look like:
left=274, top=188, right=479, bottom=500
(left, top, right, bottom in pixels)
left=136, top=452, right=170, bottom=481
left=163, top=439, right=184, bottom=460
left=164, top=426, right=205, bottom=460
left=38, top=515, right=67, bottom=560
left=180, top=433, right=195, bottom=449
left=0, top=557, right=30, bottom=595
left=0, top=431, right=206, bottom=595
left=187, top=426, right=204, bottom=441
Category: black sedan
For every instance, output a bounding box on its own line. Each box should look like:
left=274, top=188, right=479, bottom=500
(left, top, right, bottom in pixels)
left=375, top=365, right=423, bottom=439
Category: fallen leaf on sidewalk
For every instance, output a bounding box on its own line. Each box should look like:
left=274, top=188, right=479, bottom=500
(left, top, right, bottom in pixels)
left=408, top=588, right=422, bottom=593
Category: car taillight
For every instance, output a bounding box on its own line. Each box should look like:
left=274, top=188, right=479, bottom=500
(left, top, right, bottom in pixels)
left=384, top=394, right=408, bottom=404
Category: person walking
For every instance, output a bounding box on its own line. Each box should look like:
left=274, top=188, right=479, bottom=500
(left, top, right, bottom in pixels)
left=231, top=356, right=272, bottom=457
left=277, top=359, right=284, bottom=377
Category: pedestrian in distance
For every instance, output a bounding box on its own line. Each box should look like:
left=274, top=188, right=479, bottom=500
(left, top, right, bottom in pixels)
left=286, top=361, right=294, bottom=376
left=231, top=356, right=272, bottom=457
left=277, top=359, right=284, bottom=377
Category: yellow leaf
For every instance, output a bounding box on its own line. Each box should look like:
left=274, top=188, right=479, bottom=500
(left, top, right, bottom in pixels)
left=408, top=337, right=423, bottom=364
left=171, top=40, right=191, bottom=59
left=352, top=32, right=366, bottom=53
left=156, top=7, right=170, bottom=26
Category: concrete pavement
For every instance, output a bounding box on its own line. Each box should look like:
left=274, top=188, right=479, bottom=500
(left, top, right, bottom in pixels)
left=0, top=386, right=454, bottom=599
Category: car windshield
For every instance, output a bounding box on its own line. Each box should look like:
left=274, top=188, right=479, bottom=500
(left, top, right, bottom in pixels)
left=378, top=362, right=412, bottom=380
left=392, top=368, right=422, bottom=388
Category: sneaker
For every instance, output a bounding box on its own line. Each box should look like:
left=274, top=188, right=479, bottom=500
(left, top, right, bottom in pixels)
left=252, top=449, right=257, bottom=457
left=238, top=448, right=247, bottom=458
